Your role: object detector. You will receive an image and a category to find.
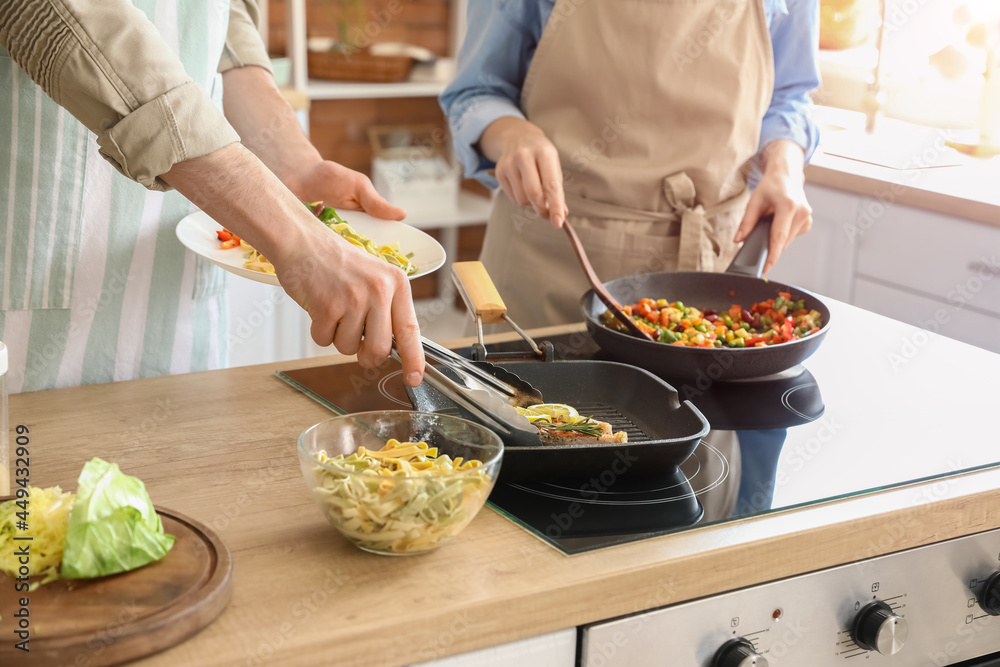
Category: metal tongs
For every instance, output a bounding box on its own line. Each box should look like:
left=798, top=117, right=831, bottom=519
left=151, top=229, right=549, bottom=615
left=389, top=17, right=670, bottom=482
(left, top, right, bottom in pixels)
left=391, top=339, right=538, bottom=441
left=389, top=261, right=552, bottom=441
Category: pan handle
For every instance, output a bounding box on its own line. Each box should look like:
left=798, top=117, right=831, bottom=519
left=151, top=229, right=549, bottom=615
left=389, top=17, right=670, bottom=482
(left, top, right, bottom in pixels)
left=725, top=214, right=772, bottom=278
left=452, top=261, right=507, bottom=324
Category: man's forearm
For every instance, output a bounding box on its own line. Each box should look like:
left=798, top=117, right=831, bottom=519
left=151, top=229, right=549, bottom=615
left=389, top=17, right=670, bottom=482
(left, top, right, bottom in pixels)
left=221, top=66, right=321, bottom=192
left=161, top=142, right=315, bottom=270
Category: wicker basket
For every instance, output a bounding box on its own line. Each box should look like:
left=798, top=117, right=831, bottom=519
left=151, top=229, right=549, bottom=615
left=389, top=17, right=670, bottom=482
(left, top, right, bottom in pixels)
left=307, top=48, right=414, bottom=83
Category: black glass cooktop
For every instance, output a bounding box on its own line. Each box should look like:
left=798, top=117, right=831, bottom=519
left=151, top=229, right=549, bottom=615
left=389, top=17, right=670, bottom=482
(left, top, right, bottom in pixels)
left=278, top=299, right=1000, bottom=555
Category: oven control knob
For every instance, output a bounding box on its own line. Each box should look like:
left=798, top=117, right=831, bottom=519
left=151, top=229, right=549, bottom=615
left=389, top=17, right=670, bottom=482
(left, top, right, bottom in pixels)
left=851, top=601, right=908, bottom=655
left=978, top=571, right=1000, bottom=615
left=711, top=638, right=769, bottom=667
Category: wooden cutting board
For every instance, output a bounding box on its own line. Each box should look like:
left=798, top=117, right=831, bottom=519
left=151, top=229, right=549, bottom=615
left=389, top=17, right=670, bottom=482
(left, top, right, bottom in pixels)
left=0, top=507, right=232, bottom=666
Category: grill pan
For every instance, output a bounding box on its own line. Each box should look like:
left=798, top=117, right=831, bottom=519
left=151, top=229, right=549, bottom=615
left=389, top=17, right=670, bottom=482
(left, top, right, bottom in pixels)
left=406, top=359, right=709, bottom=482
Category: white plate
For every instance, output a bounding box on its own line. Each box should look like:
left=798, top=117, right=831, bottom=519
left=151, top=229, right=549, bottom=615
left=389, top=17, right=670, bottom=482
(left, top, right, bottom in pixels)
left=175, top=210, right=446, bottom=287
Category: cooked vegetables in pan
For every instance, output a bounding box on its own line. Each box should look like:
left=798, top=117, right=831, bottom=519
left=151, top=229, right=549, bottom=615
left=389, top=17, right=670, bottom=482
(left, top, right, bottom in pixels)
left=603, top=293, right=824, bottom=348
left=217, top=201, right=419, bottom=276
left=310, top=439, right=492, bottom=554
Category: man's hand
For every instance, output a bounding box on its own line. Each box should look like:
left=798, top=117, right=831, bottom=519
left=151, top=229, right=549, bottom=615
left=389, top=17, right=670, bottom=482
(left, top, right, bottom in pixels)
left=162, top=143, right=425, bottom=386
left=221, top=66, right=404, bottom=221
left=270, top=215, right=422, bottom=384
left=734, top=140, right=813, bottom=273
left=283, top=159, right=405, bottom=221
left=480, top=117, right=567, bottom=227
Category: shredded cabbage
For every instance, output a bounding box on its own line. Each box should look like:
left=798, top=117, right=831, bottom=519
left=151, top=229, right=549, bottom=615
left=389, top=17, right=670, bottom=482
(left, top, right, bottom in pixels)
left=0, top=486, right=75, bottom=587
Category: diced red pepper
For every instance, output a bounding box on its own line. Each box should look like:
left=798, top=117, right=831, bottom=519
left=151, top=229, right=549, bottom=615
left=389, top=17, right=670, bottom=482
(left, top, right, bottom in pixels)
left=216, top=230, right=232, bottom=242
left=781, top=317, right=794, bottom=340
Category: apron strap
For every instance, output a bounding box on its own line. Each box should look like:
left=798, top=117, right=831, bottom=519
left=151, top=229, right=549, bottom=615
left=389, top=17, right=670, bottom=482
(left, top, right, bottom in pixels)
left=562, top=192, right=680, bottom=226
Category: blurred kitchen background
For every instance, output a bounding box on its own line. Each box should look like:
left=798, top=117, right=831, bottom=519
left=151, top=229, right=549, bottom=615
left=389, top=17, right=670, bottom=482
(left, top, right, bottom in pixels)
left=226, top=0, right=1000, bottom=367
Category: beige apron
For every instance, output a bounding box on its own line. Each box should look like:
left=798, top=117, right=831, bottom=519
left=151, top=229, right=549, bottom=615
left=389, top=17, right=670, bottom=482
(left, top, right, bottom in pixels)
left=478, top=0, right=775, bottom=330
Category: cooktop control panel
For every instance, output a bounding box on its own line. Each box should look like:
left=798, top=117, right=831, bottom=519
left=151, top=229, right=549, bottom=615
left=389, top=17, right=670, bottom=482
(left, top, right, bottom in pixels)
left=582, top=529, right=1000, bottom=666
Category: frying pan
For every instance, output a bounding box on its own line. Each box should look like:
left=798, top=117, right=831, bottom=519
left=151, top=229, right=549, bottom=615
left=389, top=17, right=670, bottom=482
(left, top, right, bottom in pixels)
left=580, top=216, right=833, bottom=381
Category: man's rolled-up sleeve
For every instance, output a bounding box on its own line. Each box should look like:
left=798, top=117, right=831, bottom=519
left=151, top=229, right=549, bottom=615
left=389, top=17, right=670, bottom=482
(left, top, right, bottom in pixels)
left=218, top=0, right=273, bottom=74
left=0, top=0, right=240, bottom=191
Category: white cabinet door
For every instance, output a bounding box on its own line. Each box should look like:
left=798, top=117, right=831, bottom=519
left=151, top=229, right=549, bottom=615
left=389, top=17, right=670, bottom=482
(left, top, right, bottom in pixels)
left=854, top=202, right=1000, bottom=318
left=765, top=184, right=859, bottom=302
left=854, top=278, right=1000, bottom=355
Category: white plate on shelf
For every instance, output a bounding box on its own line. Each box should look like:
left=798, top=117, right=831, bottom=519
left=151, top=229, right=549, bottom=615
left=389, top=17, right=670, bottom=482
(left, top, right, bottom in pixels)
left=175, top=210, right=446, bottom=286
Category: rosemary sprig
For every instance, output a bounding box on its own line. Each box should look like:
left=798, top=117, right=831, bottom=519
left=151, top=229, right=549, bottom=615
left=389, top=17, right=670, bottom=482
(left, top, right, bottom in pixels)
left=535, top=418, right=605, bottom=438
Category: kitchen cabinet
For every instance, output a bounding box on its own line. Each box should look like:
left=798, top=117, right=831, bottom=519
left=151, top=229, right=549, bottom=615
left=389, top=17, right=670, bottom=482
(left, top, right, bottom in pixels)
left=766, top=183, right=860, bottom=302
left=768, top=182, right=1000, bottom=355
left=853, top=278, right=1000, bottom=354
left=411, top=629, right=575, bottom=667
left=854, top=203, right=1000, bottom=319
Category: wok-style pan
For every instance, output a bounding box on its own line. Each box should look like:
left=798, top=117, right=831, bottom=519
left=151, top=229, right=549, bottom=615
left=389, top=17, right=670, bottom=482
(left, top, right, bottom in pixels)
left=580, top=216, right=833, bottom=381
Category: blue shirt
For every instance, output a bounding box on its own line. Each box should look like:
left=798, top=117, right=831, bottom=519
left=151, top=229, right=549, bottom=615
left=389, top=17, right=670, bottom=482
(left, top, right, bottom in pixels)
left=441, top=0, right=821, bottom=189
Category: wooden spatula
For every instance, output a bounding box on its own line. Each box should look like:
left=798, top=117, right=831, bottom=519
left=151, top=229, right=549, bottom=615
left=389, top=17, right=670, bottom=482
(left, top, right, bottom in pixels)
left=562, top=221, right=657, bottom=342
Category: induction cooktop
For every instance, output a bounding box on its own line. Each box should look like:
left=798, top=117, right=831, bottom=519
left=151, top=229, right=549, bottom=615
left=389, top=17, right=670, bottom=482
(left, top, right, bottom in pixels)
left=278, top=299, right=1000, bottom=555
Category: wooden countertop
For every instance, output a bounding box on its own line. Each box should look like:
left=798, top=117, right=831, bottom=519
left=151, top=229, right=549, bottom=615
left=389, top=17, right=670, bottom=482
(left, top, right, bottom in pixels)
left=805, top=107, right=1000, bottom=230
left=12, top=324, right=1000, bottom=666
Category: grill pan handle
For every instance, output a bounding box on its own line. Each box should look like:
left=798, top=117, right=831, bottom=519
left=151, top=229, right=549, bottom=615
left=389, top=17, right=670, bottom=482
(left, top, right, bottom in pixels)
left=452, top=261, right=545, bottom=356
left=452, top=261, right=507, bottom=324
left=726, top=214, right=773, bottom=278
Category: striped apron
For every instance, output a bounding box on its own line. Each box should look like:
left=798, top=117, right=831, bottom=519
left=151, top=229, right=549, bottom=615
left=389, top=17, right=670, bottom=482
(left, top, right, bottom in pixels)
left=0, top=0, right=233, bottom=393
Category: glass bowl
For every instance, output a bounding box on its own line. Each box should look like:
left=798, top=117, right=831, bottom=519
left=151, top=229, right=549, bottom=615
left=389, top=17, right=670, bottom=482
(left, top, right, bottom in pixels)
left=297, top=411, right=503, bottom=555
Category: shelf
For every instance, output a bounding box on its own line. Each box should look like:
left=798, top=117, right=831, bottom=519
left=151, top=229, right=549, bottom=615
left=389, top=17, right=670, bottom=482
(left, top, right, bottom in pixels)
left=305, top=59, right=455, bottom=100
left=399, top=190, right=493, bottom=230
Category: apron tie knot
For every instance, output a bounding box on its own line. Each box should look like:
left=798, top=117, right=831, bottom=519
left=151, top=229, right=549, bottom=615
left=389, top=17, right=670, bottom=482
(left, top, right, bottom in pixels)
left=665, top=172, right=714, bottom=272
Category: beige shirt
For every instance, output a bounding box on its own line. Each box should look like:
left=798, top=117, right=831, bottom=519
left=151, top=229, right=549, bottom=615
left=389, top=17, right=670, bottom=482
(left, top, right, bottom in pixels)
left=0, top=0, right=272, bottom=191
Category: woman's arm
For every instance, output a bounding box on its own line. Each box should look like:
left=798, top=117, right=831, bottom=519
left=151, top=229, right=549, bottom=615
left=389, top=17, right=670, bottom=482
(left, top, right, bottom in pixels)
left=441, top=0, right=565, bottom=224
left=735, top=0, right=822, bottom=273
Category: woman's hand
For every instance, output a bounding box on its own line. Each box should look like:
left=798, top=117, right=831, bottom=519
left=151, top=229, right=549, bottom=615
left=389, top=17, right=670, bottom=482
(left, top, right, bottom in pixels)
left=734, top=140, right=813, bottom=273
left=480, top=117, right=567, bottom=227
left=283, top=159, right=406, bottom=221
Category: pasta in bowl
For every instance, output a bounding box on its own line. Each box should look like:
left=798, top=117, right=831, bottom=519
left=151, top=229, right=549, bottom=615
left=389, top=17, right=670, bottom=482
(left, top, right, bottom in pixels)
left=297, top=411, right=503, bottom=556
